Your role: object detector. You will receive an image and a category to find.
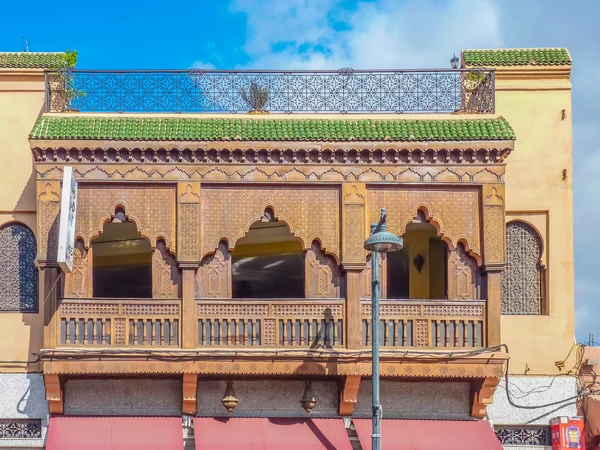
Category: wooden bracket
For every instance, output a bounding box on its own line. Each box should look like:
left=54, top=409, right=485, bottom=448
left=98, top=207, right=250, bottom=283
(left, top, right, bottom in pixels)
left=183, top=373, right=198, bottom=415
left=339, top=375, right=361, bottom=416
left=44, top=373, right=64, bottom=414
left=471, top=377, right=500, bottom=418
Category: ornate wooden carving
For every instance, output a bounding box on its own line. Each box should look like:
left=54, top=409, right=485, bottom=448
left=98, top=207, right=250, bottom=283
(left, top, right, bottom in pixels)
left=339, top=375, right=361, bottom=416
left=306, top=242, right=341, bottom=298
left=447, top=244, right=479, bottom=300
left=483, top=185, right=506, bottom=265
left=182, top=373, right=198, bottom=415
left=361, top=253, right=386, bottom=299
left=37, top=181, right=61, bottom=262
left=471, top=377, right=500, bottom=418
left=342, top=183, right=366, bottom=265
left=196, top=242, right=231, bottom=298
left=178, top=182, right=201, bottom=262
left=200, top=186, right=340, bottom=260
left=75, top=186, right=176, bottom=250
left=42, top=354, right=507, bottom=379
left=44, top=373, right=63, bottom=414
left=64, top=240, right=89, bottom=298
left=486, top=271, right=502, bottom=346
left=153, top=240, right=180, bottom=298
left=367, top=187, right=481, bottom=258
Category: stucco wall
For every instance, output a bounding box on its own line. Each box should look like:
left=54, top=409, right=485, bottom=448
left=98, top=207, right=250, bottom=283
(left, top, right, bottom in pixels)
left=0, top=70, right=46, bottom=374
left=496, top=71, right=575, bottom=375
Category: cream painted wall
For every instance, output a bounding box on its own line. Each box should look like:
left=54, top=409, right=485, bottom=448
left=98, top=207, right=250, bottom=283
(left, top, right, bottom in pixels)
left=0, top=70, right=46, bottom=373
left=495, top=68, right=575, bottom=375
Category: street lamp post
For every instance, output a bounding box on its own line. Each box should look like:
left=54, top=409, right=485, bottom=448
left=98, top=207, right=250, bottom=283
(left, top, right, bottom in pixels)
left=364, top=208, right=403, bottom=450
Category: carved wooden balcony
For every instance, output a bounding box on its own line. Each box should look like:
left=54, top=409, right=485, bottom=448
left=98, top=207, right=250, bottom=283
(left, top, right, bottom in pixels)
left=196, top=299, right=345, bottom=348
left=58, top=298, right=182, bottom=347
left=361, top=299, right=486, bottom=348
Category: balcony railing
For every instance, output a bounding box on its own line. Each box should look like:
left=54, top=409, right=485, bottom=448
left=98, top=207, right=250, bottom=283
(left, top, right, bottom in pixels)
left=361, top=299, right=486, bottom=348
left=196, top=299, right=345, bottom=349
left=44, top=69, right=495, bottom=114
left=58, top=298, right=181, bottom=347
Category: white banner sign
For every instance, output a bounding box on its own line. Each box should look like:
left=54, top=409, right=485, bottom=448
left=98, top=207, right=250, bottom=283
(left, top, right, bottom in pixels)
left=57, top=166, right=78, bottom=273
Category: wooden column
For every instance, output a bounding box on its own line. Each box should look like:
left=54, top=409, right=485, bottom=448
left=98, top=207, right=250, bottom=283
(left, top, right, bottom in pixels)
left=37, top=180, right=62, bottom=350
left=341, top=183, right=367, bottom=350
left=177, top=183, right=202, bottom=349
left=482, top=184, right=506, bottom=347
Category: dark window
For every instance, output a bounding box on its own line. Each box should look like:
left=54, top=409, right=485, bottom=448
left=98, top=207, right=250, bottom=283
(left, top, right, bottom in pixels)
left=92, top=213, right=152, bottom=298
left=387, top=249, right=410, bottom=299
left=232, top=218, right=304, bottom=298
left=0, top=222, right=38, bottom=312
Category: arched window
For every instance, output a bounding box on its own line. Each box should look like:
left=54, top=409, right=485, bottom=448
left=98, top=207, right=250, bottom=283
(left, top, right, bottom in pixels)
left=232, top=210, right=305, bottom=298
left=501, top=221, right=543, bottom=315
left=0, top=222, right=38, bottom=312
left=91, top=208, right=152, bottom=298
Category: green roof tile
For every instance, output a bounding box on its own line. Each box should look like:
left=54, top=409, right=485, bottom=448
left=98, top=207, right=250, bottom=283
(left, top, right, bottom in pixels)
left=30, top=116, right=516, bottom=142
left=463, top=48, right=572, bottom=67
left=0, top=52, right=67, bottom=69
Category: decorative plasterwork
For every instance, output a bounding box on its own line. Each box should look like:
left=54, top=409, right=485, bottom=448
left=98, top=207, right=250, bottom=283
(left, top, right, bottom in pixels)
left=36, top=164, right=505, bottom=184
left=367, top=187, right=481, bottom=258
left=200, top=186, right=340, bottom=260
left=177, top=182, right=201, bottom=262
left=37, top=181, right=60, bottom=262
left=483, top=185, right=506, bottom=265
left=64, top=240, right=89, bottom=298
left=152, top=240, right=180, bottom=298
left=75, top=186, right=176, bottom=251
left=31, top=143, right=513, bottom=165
left=360, top=253, right=386, bottom=299
left=447, top=244, right=479, bottom=300
left=306, top=242, right=342, bottom=298
left=342, top=183, right=366, bottom=265
left=196, top=242, right=231, bottom=298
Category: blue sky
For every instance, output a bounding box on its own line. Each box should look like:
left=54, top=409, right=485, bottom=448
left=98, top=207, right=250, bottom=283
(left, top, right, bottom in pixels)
left=2, top=0, right=598, bottom=341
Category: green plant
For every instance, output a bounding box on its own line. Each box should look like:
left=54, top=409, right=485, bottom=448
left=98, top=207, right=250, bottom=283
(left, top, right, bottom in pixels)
left=240, top=80, right=269, bottom=112
left=57, top=49, right=86, bottom=110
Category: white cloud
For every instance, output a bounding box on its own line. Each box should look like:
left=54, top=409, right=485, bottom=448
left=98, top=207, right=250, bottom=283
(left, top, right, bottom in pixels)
left=229, top=0, right=600, bottom=341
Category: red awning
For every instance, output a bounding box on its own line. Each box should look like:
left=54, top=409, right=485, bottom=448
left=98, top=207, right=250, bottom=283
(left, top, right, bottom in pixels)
left=194, top=417, right=352, bottom=450
left=46, top=417, right=184, bottom=450
left=353, top=419, right=503, bottom=450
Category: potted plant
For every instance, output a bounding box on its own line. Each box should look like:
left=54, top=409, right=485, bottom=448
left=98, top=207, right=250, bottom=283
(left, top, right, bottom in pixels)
left=240, top=80, right=270, bottom=114
left=57, top=49, right=86, bottom=112
left=461, top=70, right=488, bottom=112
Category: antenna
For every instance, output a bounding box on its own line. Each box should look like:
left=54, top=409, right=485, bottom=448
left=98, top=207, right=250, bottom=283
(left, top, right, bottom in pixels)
left=22, top=37, right=28, bottom=52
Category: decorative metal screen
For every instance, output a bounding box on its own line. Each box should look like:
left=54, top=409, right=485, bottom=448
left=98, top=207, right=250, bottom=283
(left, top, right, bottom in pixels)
left=494, top=425, right=551, bottom=446
left=0, top=419, right=42, bottom=439
left=501, top=222, right=542, bottom=315
left=0, top=223, right=38, bottom=312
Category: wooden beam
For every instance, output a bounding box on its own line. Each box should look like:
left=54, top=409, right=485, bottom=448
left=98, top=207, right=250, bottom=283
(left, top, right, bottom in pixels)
left=44, top=373, right=63, bottom=414
left=182, top=373, right=198, bottom=415
left=471, top=377, right=500, bottom=418
left=339, top=375, right=361, bottom=416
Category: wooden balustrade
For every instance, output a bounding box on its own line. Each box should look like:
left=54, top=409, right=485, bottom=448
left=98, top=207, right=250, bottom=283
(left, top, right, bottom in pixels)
left=196, top=299, right=345, bottom=348
left=58, top=298, right=181, bottom=347
left=361, top=299, right=486, bottom=348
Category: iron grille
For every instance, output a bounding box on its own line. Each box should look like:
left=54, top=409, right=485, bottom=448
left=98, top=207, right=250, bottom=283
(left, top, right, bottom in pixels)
left=45, top=68, right=495, bottom=114
left=495, top=425, right=551, bottom=446
left=0, top=420, right=42, bottom=439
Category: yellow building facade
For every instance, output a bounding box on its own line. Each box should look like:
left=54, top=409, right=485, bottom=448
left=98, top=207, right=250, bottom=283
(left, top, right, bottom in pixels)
left=0, top=48, right=575, bottom=449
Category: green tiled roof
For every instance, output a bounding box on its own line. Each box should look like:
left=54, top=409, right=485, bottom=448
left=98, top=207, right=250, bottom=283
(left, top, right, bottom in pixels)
left=463, top=48, right=572, bottom=67
left=30, top=116, right=515, bottom=142
left=0, top=52, right=67, bottom=69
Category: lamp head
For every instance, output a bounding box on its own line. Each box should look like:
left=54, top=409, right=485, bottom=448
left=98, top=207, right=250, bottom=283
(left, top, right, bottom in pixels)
left=364, top=208, right=403, bottom=253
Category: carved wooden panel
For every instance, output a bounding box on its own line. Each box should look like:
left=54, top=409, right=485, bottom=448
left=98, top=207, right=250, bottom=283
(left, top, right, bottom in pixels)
left=178, top=183, right=201, bottom=262
left=64, top=240, right=89, bottom=298
left=483, top=186, right=506, bottom=265
left=37, top=182, right=61, bottom=261
left=360, top=253, right=386, bottom=299
left=306, top=242, right=341, bottom=298
left=196, top=242, right=231, bottom=298
left=152, top=240, right=180, bottom=299
left=342, top=184, right=366, bottom=264
left=447, top=245, right=479, bottom=300
left=200, top=186, right=340, bottom=260
left=367, top=187, right=480, bottom=257
left=75, top=186, right=176, bottom=250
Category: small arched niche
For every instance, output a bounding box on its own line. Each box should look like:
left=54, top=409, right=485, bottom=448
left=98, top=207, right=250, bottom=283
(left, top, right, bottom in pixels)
left=91, top=207, right=152, bottom=298
left=231, top=208, right=305, bottom=298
